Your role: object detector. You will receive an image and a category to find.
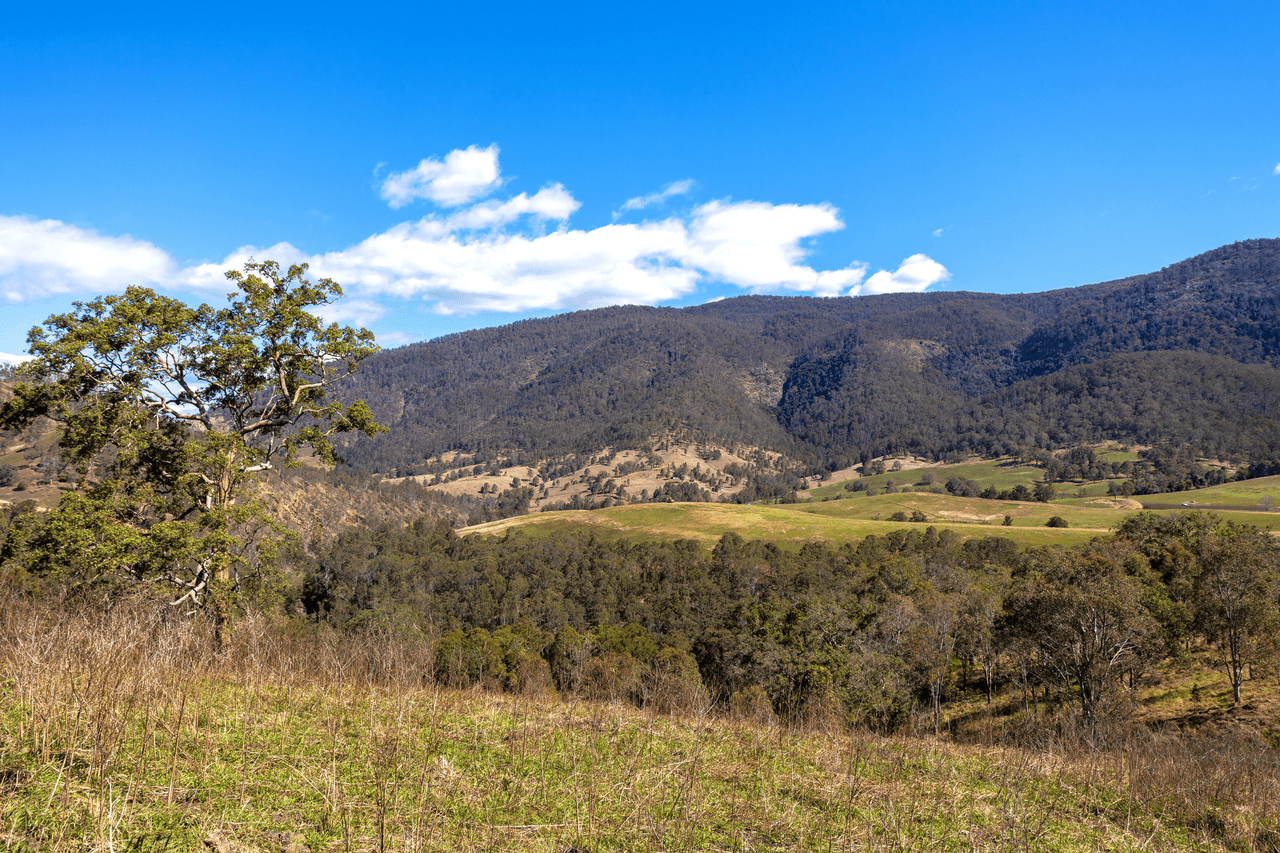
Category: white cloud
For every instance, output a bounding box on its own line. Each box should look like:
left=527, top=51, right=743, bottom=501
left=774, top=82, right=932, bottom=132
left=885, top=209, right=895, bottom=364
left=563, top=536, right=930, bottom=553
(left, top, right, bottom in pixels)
left=1, top=154, right=951, bottom=328
left=310, top=218, right=699, bottom=314
left=445, top=184, right=580, bottom=230
left=0, top=351, right=34, bottom=365
left=1274, top=163, right=1280, bottom=175
left=0, top=215, right=176, bottom=302
left=312, top=298, right=387, bottom=328
left=380, top=144, right=502, bottom=208
left=293, top=195, right=896, bottom=311
left=373, top=330, right=419, bottom=347
left=932, top=228, right=944, bottom=237
left=617, top=179, right=695, bottom=215
left=181, top=241, right=311, bottom=292
left=684, top=200, right=867, bottom=295
left=854, top=254, right=952, bottom=295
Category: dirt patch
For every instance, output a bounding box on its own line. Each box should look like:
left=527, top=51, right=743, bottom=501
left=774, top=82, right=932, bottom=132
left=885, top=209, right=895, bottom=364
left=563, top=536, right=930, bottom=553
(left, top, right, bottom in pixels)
left=1086, top=498, right=1143, bottom=510
left=935, top=510, right=1003, bottom=523
left=875, top=455, right=935, bottom=473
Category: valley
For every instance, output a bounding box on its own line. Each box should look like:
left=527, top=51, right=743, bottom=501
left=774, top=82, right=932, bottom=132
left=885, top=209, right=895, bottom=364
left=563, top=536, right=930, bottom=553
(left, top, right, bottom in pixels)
left=3, top=239, right=1280, bottom=852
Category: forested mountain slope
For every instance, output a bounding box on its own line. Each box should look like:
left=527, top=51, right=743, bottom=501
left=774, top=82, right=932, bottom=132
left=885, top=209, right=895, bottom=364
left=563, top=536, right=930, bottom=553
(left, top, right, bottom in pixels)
left=334, top=238, right=1280, bottom=475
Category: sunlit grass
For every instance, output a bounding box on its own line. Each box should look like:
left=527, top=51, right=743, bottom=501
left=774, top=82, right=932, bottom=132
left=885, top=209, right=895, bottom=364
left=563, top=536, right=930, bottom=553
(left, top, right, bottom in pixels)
left=3, top=601, right=1277, bottom=852
left=804, top=458, right=1052, bottom=502
left=462, top=498, right=1118, bottom=549
left=1152, top=474, right=1280, bottom=507
left=464, top=493, right=1164, bottom=550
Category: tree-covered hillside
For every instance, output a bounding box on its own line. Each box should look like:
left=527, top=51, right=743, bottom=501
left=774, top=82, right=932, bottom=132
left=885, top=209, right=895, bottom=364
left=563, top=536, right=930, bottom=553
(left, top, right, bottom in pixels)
left=333, top=238, right=1280, bottom=474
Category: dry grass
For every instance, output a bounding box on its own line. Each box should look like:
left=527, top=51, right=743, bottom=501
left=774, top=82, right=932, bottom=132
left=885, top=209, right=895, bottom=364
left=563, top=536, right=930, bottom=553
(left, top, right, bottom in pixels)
left=463, top=497, right=1115, bottom=550
left=2, top=591, right=1278, bottom=852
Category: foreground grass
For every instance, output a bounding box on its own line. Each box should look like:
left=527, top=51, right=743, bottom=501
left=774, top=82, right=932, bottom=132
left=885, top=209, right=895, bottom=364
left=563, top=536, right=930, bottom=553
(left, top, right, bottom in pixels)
left=3, top=602, right=1279, bottom=852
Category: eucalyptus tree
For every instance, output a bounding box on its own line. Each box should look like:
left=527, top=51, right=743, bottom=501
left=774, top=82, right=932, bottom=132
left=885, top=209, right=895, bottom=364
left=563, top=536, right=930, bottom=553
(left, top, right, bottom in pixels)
left=1193, top=524, right=1280, bottom=703
left=1114, top=512, right=1280, bottom=703
left=0, top=261, right=386, bottom=620
left=1002, top=544, right=1160, bottom=726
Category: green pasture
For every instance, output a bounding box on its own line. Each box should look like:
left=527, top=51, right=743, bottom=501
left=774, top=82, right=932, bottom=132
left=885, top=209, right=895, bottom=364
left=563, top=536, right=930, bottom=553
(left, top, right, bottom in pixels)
left=1052, top=475, right=1280, bottom=531
left=466, top=487, right=1280, bottom=550
left=1148, top=474, right=1280, bottom=508
left=464, top=495, right=1115, bottom=549
left=806, top=457, right=1058, bottom=501
left=795, top=491, right=1129, bottom=528
left=1096, top=447, right=1141, bottom=463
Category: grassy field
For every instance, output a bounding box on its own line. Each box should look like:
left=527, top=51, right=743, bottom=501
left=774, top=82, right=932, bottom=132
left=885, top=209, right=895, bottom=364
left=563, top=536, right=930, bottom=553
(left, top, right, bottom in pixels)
left=803, top=457, right=1137, bottom=502
left=462, top=496, right=1119, bottom=549
left=2, top=601, right=1277, bottom=853
left=802, top=453, right=1280, bottom=508
left=1096, top=448, right=1142, bottom=464
left=1142, top=474, right=1280, bottom=508
left=464, top=461, right=1280, bottom=549
left=462, top=490, right=1280, bottom=549
left=805, top=459, right=1048, bottom=501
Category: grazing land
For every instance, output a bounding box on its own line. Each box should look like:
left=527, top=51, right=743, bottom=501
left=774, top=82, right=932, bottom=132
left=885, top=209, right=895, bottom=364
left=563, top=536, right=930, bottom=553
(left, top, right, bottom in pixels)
left=460, top=497, right=1105, bottom=548
left=1140, top=475, right=1280, bottom=509
left=802, top=458, right=1055, bottom=501
left=463, top=491, right=1280, bottom=548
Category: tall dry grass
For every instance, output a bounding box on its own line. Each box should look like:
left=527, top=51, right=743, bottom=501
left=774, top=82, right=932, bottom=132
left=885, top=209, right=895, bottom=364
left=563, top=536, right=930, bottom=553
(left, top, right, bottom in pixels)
left=1, top=581, right=1278, bottom=852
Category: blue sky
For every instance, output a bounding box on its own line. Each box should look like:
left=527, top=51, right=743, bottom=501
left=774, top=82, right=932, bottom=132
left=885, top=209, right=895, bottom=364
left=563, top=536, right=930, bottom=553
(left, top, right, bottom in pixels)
left=3, top=1, right=1278, bottom=362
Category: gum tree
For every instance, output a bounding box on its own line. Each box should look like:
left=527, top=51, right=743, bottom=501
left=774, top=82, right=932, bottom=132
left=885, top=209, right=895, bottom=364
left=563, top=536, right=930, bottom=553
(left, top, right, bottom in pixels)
left=1115, top=512, right=1280, bottom=703
left=1193, top=524, right=1280, bottom=703
left=0, top=261, right=386, bottom=620
left=1002, top=544, right=1160, bottom=725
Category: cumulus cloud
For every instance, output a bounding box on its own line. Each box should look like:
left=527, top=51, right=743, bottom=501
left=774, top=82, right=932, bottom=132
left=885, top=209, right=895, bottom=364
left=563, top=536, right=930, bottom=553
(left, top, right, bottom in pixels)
left=1274, top=163, right=1280, bottom=175
left=617, top=179, right=694, bottom=215
left=380, top=144, right=502, bottom=208
left=685, top=200, right=867, bottom=295
left=0, top=351, right=34, bottom=365
left=292, top=195, right=895, bottom=312
left=0, top=154, right=951, bottom=330
left=310, top=218, right=698, bottom=314
left=0, top=215, right=176, bottom=302
left=181, top=241, right=311, bottom=292
left=854, top=254, right=951, bottom=295
left=311, top=298, right=387, bottom=328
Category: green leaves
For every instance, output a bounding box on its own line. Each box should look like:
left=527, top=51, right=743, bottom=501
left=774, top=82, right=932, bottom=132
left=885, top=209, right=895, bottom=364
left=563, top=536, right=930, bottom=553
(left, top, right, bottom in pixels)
left=0, top=260, right=385, bottom=616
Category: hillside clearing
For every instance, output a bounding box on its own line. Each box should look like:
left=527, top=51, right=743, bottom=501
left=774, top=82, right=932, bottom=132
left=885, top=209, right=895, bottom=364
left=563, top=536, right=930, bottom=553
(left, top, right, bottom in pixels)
left=465, top=495, right=1116, bottom=548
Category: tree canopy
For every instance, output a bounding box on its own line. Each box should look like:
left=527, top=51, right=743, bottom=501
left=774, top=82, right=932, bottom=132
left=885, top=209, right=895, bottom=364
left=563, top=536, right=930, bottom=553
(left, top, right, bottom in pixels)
left=0, top=261, right=386, bottom=616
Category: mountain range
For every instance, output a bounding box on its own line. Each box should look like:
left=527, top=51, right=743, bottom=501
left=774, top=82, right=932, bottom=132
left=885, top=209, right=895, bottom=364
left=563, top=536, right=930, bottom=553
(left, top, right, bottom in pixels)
left=334, top=238, right=1280, bottom=479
